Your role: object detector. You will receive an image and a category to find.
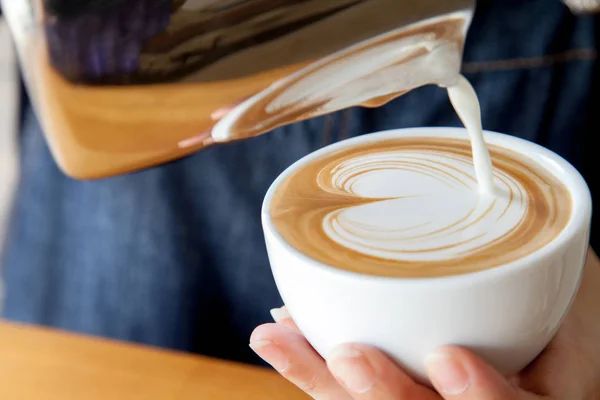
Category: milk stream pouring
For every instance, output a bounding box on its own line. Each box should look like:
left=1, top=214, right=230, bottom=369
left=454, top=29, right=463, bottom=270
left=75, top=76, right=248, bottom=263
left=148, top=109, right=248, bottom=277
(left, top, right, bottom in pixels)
left=1, top=0, right=475, bottom=179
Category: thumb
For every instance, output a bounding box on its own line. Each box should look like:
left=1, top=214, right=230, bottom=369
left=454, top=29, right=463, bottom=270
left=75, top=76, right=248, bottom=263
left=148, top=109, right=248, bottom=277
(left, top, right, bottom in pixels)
left=425, top=346, right=538, bottom=400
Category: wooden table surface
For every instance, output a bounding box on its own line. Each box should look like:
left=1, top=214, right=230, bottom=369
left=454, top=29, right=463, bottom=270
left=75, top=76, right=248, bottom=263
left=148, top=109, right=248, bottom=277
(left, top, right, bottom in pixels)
left=0, top=321, right=308, bottom=400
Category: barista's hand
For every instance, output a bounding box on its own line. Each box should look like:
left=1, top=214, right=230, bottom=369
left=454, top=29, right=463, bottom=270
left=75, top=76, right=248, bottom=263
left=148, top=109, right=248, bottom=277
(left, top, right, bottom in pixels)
left=250, top=249, right=600, bottom=399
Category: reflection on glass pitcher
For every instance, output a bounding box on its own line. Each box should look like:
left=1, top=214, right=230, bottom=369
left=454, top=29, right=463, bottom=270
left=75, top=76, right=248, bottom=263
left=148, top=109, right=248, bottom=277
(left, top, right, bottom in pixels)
left=1, top=0, right=474, bottom=179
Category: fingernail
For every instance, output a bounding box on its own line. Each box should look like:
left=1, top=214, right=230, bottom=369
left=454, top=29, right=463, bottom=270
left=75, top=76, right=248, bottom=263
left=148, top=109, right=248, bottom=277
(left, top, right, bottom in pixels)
left=211, top=107, right=232, bottom=120
left=270, top=307, right=291, bottom=323
left=327, top=346, right=376, bottom=393
left=249, top=340, right=289, bottom=372
left=426, top=351, right=470, bottom=395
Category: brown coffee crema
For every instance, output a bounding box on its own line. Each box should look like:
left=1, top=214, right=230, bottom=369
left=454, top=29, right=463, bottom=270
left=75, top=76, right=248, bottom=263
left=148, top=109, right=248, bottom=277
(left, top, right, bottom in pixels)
left=270, top=138, right=572, bottom=278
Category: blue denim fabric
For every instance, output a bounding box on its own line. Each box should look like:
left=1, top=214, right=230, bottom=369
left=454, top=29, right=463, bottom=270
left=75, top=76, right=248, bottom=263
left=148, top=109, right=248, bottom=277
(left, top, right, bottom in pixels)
left=2, top=0, right=599, bottom=365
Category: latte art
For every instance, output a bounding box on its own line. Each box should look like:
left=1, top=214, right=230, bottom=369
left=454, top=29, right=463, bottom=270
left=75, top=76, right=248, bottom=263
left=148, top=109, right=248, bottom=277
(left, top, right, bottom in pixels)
left=270, top=138, right=571, bottom=277
left=322, top=149, right=526, bottom=261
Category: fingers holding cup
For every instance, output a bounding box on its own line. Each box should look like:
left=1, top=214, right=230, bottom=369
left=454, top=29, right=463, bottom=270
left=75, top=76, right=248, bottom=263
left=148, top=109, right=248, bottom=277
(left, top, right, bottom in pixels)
left=250, top=323, right=352, bottom=399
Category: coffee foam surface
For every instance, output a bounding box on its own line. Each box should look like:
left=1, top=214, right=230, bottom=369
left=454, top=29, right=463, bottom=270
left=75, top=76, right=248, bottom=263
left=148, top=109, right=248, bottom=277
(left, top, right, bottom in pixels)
left=269, top=137, right=571, bottom=278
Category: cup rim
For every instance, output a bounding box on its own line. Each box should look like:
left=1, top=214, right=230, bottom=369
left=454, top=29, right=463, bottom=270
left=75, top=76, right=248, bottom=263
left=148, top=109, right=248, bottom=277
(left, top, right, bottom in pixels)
left=262, top=127, right=592, bottom=286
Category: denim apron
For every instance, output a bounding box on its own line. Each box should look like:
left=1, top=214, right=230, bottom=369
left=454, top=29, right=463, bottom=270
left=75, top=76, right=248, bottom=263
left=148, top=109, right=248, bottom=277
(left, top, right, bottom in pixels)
left=2, top=0, right=599, bottom=365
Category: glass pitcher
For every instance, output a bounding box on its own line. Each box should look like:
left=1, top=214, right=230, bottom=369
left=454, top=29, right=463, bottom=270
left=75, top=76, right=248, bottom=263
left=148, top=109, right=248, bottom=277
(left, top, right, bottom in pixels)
left=1, top=0, right=474, bottom=179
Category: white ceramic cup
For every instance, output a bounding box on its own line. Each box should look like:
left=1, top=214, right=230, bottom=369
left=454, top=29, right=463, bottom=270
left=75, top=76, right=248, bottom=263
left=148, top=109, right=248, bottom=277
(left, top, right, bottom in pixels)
left=262, top=127, right=592, bottom=383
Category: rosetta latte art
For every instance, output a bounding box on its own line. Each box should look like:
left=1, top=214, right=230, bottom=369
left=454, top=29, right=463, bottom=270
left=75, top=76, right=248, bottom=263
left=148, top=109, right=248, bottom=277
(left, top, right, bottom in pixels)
left=270, top=138, right=571, bottom=278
